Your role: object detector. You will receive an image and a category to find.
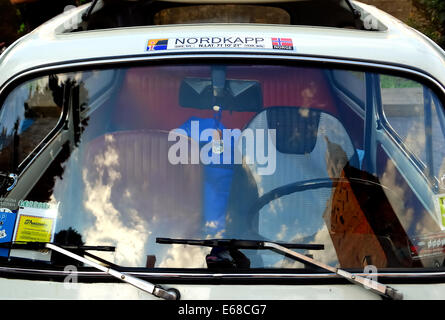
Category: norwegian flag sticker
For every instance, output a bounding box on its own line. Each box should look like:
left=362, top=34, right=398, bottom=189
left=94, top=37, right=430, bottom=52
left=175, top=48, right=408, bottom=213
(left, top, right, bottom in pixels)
left=271, top=37, right=294, bottom=50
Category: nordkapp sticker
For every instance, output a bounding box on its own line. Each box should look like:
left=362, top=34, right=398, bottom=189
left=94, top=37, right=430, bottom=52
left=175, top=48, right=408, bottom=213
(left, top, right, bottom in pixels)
left=145, top=36, right=296, bottom=52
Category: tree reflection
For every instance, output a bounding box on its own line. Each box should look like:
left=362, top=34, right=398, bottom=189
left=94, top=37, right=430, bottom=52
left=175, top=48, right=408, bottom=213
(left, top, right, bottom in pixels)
left=51, top=227, right=85, bottom=266
left=323, top=138, right=423, bottom=268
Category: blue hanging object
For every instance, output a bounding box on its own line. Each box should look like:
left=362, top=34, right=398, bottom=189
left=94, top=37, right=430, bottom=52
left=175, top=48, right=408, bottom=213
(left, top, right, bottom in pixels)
left=178, top=117, right=240, bottom=236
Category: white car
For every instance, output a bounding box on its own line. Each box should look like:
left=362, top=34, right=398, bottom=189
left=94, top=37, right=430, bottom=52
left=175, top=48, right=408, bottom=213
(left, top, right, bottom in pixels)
left=0, top=0, right=444, bottom=300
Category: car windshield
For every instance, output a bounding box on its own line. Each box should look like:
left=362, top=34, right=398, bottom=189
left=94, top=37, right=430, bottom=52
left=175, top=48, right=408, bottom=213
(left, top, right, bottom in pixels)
left=1, top=62, right=445, bottom=271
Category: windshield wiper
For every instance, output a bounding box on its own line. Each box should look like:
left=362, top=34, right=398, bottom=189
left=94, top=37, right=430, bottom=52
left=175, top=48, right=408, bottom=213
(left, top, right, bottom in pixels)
left=0, top=242, right=180, bottom=300
left=0, top=242, right=115, bottom=252
left=157, top=238, right=324, bottom=250
left=157, top=237, right=403, bottom=300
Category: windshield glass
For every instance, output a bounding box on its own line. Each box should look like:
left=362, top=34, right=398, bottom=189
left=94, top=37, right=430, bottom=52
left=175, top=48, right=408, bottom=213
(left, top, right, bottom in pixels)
left=1, top=63, right=445, bottom=271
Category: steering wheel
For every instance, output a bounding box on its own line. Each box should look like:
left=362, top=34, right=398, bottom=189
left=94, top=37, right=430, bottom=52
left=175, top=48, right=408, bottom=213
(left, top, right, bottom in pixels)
left=248, top=177, right=396, bottom=217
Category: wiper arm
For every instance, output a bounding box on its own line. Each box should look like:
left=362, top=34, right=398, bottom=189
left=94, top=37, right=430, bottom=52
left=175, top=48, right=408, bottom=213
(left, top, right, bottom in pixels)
left=1, top=242, right=180, bottom=300
left=157, top=238, right=403, bottom=300
left=265, top=242, right=403, bottom=300
left=46, top=243, right=180, bottom=300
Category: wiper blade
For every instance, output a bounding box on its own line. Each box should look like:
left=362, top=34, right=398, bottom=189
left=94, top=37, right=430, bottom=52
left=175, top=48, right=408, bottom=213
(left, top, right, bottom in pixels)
left=156, top=238, right=324, bottom=250
left=1, top=242, right=180, bottom=300
left=157, top=238, right=402, bottom=300
left=0, top=242, right=115, bottom=252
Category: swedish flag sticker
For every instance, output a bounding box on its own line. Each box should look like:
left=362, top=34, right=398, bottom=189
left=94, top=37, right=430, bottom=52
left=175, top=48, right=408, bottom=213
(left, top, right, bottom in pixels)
left=147, top=39, right=168, bottom=51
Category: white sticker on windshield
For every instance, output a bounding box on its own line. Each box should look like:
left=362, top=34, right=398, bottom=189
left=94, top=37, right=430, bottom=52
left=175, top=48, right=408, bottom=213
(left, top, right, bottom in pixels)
left=146, top=36, right=296, bottom=52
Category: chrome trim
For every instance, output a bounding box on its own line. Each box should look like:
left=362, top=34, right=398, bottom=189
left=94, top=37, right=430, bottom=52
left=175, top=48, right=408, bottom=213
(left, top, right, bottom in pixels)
left=0, top=78, right=69, bottom=179
left=16, top=117, right=67, bottom=186
left=376, top=119, right=428, bottom=183
left=376, top=89, right=431, bottom=174
left=6, top=173, right=17, bottom=192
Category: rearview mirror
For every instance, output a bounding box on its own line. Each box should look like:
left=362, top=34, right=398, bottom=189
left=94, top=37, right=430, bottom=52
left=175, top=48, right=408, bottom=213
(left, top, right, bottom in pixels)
left=179, top=77, right=263, bottom=112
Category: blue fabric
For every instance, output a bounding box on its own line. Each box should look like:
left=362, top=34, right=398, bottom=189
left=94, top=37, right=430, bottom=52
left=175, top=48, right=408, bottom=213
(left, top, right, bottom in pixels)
left=356, top=149, right=365, bottom=169
left=19, top=118, right=34, bottom=134
left=178, top=117, right=239, bottom=236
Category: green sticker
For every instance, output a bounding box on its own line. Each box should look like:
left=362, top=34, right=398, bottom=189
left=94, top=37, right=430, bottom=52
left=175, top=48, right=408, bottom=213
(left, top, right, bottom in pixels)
left=437, top=195, right=445, bottom=228
left=18, top=200, right=52, bottom=210
left=434, top=194, right=445, bottom=230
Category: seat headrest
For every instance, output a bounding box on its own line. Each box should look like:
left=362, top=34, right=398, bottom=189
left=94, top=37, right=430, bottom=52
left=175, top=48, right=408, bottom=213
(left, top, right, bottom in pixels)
left=267, top=107, right=321, bottom=155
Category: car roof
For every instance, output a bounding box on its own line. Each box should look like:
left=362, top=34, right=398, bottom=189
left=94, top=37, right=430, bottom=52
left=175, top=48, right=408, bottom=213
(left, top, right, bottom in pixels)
left=0, top=0, right=444, bottom=90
